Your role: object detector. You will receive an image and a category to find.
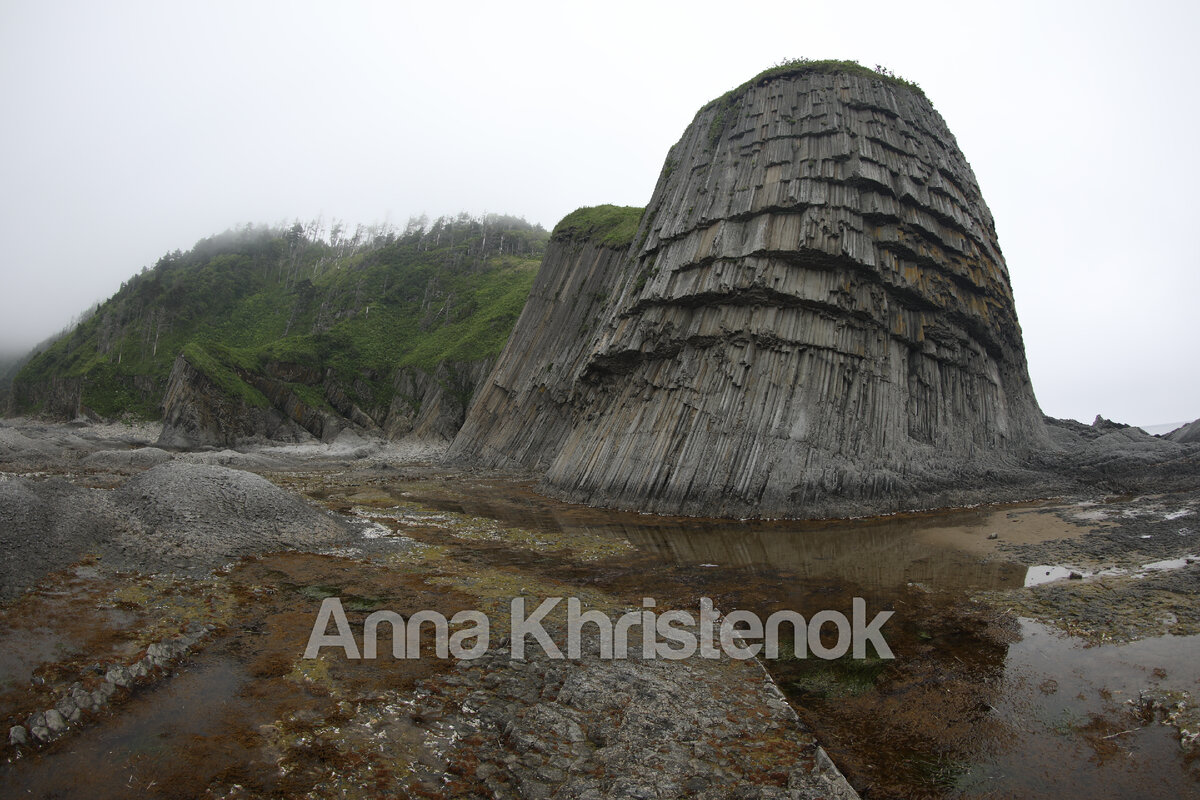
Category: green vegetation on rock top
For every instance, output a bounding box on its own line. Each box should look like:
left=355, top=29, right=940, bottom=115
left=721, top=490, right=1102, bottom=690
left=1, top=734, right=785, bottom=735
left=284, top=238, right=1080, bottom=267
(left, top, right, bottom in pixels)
left=12, top=214, right=548, bottom=419
left=698, top=59, right=926, bottom=152
left=551, top=205, right=645, bottom=248
left=704, top=58, right=926, bottom=114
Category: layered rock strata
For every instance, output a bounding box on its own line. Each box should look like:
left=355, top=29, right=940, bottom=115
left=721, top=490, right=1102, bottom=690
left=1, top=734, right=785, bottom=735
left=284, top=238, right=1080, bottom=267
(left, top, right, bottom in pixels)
left=452, top=65, right=1051, bottom=518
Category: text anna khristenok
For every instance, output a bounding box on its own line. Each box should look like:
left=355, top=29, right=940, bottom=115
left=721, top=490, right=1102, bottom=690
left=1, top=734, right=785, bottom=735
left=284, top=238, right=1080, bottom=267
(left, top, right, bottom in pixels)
left=304, top=596, right=894, bottom=661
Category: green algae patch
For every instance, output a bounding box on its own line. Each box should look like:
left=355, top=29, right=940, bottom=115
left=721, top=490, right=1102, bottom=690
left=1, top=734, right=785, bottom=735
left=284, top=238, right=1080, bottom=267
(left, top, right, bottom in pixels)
left=286, top=654, right=334, bottom=689
left=780, top=654, right=888, bottom=699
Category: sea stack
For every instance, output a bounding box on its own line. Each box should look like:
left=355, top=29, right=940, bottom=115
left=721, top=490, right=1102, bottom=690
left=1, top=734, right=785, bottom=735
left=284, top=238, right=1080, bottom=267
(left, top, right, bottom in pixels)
left=450, top=62, right=1050, bottom=518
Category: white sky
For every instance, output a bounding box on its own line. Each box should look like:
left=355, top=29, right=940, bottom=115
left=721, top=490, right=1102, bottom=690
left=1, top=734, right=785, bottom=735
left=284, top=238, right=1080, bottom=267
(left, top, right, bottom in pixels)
left=1, top=0, right=1196, bottom=427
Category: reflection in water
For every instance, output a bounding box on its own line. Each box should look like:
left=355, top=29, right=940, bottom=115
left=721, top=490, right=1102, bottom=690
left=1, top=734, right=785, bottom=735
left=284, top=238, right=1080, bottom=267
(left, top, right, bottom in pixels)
left=402, top=481, right=1027, bottom=592
left=621, top=524, right=1025, bottom=591
left=395, top=478, right=1200, bottom=800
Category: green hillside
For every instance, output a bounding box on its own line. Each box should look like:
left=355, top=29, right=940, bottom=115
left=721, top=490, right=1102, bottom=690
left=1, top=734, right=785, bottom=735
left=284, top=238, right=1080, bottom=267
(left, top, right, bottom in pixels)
left=12, top=214, right=547, bottom=420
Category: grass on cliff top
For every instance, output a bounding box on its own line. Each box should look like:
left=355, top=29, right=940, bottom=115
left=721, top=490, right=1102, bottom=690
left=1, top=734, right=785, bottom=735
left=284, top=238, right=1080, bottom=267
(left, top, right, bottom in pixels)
left=551, top=205, right=644, bottom=248
left=704, top=58, right=925, bottom=114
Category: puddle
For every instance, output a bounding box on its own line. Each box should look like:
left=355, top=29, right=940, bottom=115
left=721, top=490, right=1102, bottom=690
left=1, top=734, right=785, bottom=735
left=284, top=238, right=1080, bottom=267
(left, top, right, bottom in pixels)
left=1143, top=555, right=1199, bottom=572
left=0, top=655, right=249, bottom=799
left=1024, top=553, right=1198, bottom=587
left=959, top=619, right=1200, bottom=799
left=1025, top=565, right=1087, bottom=586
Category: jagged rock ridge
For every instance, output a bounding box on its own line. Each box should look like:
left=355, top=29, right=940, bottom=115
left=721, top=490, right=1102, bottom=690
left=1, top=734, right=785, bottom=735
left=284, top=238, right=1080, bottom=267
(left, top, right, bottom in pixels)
left=452, top=65, right=1052, bottom=518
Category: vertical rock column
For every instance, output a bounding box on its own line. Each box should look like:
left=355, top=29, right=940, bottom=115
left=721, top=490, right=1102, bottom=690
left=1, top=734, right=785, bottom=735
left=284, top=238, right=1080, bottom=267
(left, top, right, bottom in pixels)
left=448, top=218, right=642, bottom=470
left=535, top=68, right=1048, bottom=517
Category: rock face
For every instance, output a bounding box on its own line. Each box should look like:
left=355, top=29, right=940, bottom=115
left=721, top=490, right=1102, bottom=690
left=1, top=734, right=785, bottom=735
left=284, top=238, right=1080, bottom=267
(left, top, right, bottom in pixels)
left=158, top=354, right=314, bottom=448
left=7, top=377, right=85, bottom=420
left=449, top=218, right=638, bottom=471
left=1168, top=418, right=1200, bottom=445
left=159, top=352, right=492, bottom=450
left=452, top=65, right=1051, bottom=518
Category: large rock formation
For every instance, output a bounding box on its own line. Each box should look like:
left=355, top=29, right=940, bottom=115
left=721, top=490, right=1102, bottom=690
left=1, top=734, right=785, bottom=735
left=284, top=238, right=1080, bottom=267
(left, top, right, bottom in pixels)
left=451, top=63, right=1052, bottom=518
left=449, top=207, right=643, bottom=470
left=159, top=351, right=492, bottom=449
left=1168, top=418, right=1200, bottom=445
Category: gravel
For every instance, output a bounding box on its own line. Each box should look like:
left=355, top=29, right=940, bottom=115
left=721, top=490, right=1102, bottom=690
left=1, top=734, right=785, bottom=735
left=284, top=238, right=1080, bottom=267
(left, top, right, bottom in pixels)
left=108, top=461, right=354, bottom=576
left=1, top=461, right=355, bottom=597
left=0, top=476, right=121, bottom=599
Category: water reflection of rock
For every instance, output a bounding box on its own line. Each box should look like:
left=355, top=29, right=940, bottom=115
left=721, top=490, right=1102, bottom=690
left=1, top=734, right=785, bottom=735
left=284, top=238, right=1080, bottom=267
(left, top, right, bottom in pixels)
left=618, top=523, right=1026, bottom=592
left=404, top=484, right=1025, bottom=592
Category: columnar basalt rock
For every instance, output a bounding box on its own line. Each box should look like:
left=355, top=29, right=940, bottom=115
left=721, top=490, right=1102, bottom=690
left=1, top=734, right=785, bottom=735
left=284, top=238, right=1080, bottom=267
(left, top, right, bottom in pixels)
left=448, top=213, right=642, bottom=471
left=453, top=65, right=1053, bottom=518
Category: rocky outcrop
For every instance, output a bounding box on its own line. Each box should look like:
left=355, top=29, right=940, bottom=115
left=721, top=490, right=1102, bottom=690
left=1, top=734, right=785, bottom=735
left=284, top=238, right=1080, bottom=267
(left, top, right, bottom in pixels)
left=1038, top=415, right=1200, bottom=494
left=158, top=351, right=494, bottom=450
left=448, top=217, right=640, bottom=470
left=157, top=354, right=314, bottom=448
left=8, top=376, right=85, bottom=420
left=1168, top=418, right=1200, bottom=444
left=384, top=360, right=494, bottom=443
left=453, top=65, right=1053, bottom=518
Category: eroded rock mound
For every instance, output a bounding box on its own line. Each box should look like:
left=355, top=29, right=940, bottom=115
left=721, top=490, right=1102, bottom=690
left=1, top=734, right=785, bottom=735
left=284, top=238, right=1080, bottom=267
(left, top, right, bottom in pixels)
left=1168, top=419, right=1200, bottom=445
left=454, top=65, right=1051, bottom=518
left=0, top=477, right=121, bottom=599
left=113, top=462, right=353, bottom=572
left=81, top=446, right=173, bottom=471
left=1, top=462, right=355, bottom=596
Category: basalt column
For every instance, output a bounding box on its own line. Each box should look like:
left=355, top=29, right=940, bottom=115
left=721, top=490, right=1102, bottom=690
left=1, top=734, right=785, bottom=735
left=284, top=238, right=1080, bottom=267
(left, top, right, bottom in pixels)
left=458, top=66, right=1050, bottom=518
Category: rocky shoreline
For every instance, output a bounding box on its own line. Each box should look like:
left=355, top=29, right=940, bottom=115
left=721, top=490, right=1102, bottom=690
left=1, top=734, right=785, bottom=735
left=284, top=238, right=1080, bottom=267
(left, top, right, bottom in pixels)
left=3, top=415, right=1200, bottom=797
left=0, top=417, right=865, bottom=798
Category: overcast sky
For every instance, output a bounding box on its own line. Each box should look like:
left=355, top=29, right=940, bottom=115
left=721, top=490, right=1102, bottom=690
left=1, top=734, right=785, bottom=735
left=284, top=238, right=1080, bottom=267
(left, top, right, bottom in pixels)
left=1, top=0, right=1196, bottom=426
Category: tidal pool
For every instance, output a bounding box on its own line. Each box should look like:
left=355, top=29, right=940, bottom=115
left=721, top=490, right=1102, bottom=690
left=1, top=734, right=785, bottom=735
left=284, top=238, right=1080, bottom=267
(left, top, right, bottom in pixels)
left=384, top=477, right=1199, bottom=799
left=3, top=473, right=1195, bottom=799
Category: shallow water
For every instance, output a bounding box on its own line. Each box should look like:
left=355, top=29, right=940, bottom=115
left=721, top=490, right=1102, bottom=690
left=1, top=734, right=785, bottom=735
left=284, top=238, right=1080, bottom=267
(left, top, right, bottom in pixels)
left=3, top=475, right=1196, bottom=798
left=0, top=655, right=249, bottom=799
left=392, top=479, right=1200, bottom=799
left=960, top=620, right=1200, bottom=799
